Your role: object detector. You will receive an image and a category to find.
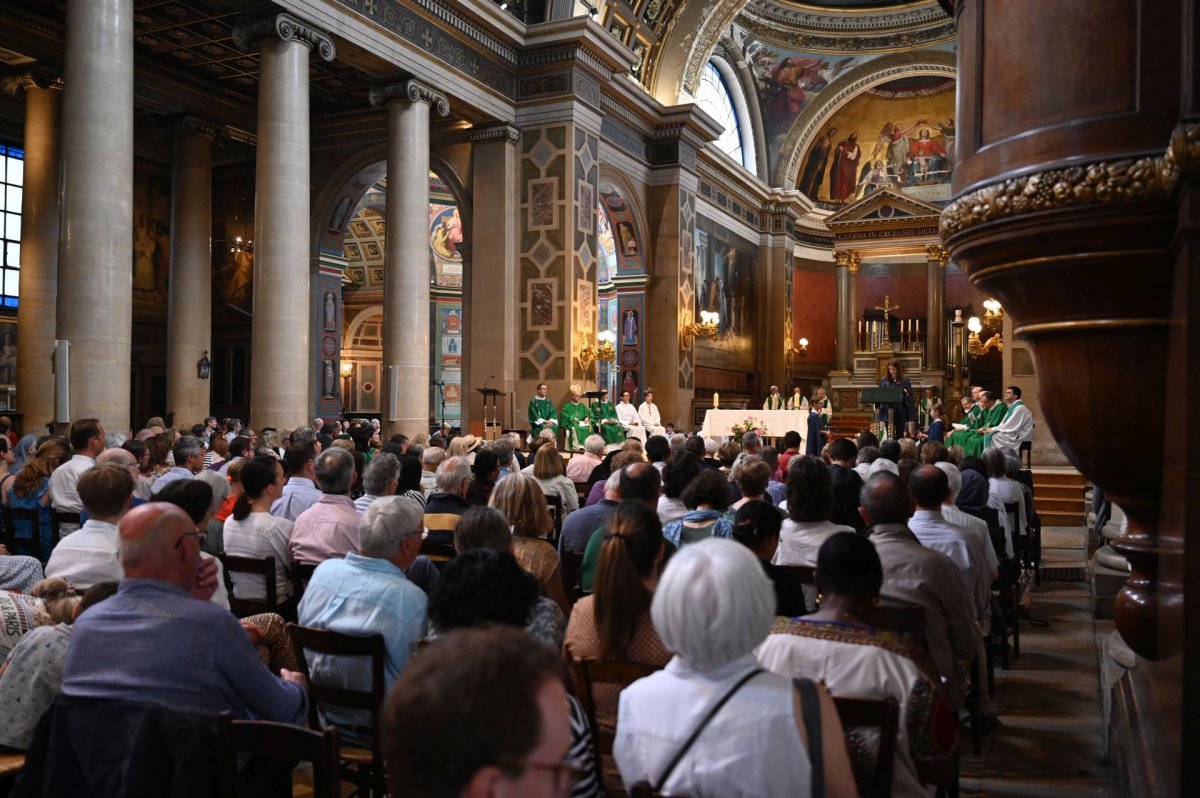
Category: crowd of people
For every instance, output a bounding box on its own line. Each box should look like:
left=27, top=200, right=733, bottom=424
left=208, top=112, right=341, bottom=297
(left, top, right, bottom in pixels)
left=0, top=396, right=1040, bottom=796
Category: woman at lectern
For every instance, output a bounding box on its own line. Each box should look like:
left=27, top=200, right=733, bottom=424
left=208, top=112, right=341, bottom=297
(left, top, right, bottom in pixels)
left=876, top=359, right=917, bottom=438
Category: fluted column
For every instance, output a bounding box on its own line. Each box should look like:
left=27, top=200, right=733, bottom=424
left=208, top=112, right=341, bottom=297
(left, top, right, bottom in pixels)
left=832, top=250, right=859, bottom=373
left=58, top=0, right=133, bottom=434
left=1, top=71, right=60, bottom=431
left=371, top=80, right=449, bottom=439
left=164, top=117, right=224, bottom=426
left=234, top=14, right=334, bottom=430
left=925, top=243, right=948, bottom=371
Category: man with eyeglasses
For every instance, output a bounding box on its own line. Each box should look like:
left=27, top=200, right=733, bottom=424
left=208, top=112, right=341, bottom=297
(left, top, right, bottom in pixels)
left=384, top=625, right=581, bottom=798
left=60, top=503, right=308, bottom=724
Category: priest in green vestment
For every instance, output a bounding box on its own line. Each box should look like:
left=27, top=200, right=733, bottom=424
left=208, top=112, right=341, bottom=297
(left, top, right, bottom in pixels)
left=561, top=384, right=594, bottom=452
left=527, top=382, right=559, bottom=442
left=594, top=388, right=624, bottom=446
left=963, top=391, right=1006, bottom=458
left=763, top=385, right=785, bottom=410
left=945, top=394, right=982, bottom=450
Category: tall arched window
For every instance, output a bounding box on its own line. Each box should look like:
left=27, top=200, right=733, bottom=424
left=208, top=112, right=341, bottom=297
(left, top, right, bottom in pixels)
left=695, top=60, right=756, bottom=172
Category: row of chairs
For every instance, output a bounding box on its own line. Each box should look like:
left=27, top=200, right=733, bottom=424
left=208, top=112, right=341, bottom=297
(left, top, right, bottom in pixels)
left=0, top=507, right=81, bottom=562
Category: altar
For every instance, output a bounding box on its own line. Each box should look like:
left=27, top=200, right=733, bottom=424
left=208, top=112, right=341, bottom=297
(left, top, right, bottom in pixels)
left=700, top=408, right=809, bottom=445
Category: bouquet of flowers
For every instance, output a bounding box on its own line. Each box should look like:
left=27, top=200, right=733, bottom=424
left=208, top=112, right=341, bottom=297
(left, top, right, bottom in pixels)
left=729, top=417, right=766, bottom=437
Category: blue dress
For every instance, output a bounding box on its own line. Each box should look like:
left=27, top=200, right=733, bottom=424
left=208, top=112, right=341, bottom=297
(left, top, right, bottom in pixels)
left=7, top=478, right=54, bottom=561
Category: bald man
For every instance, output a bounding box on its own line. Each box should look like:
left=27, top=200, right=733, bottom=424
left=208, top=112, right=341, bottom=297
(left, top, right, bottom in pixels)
left=61, top=504, right=307, bottom=724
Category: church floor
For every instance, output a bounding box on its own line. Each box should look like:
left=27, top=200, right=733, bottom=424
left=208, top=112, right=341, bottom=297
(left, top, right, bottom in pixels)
left=960, top=527, right=1114, bottom=797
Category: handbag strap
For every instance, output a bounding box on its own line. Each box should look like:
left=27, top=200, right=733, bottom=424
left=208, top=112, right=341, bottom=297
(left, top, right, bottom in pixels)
left=794, top=677, right=825, bottom=798
left=653, top=667, right=764, bottom=792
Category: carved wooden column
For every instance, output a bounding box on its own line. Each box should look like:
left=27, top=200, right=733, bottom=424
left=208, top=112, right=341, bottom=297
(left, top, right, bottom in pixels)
left=924, top=243, right=947, bottom=372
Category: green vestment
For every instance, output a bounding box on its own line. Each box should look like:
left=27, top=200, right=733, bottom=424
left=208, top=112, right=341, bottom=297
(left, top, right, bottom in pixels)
left=561, top=400, right=594, bottom=451
left=595, top=401, right=624, bottom=445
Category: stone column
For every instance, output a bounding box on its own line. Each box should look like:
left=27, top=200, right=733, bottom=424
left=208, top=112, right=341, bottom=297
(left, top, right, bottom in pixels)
left=370, top=81, right=449, bottom=439
left=164, top=117, right=224, bottom=427
left=833, top=250, right=859, bottom=373
left=468, top=125, right=520, bottom=430
left=0, top=71, right=60, bottom=432
left=925, top=243, right=948, bottom=371
left=58, top=0, right=133, bottom=434
left=234, top=14, right=334, bottom=431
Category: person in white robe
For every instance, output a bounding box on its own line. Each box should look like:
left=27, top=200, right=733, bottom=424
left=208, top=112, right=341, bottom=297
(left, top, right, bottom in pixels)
left=637, top=391, right=667, bottom=437
left=986, top=386, right=1034, bottom=451
left=615, top=390, right=646, bottom=443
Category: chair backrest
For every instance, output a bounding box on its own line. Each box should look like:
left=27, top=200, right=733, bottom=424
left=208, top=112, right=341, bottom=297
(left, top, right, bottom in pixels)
left=572, top=658, right=660, bottom=755
left=871, top=603, right=927, bottom=651
left=573, top=481, right=590, bottom=505
left=1003, top=500, right=1020, bottom=538
left=217, top=553, right=278, bottom=617
left=832, top=696, right=900, bottom=798
left=776, top=564, right=816, bottom=584
left=292, top=561, right=317, bottom=593
left=2, top=506, right=44, bottom=561
left=285, top=623, right=387, bottom=732
left=560, top=548, right=585, bottom=604
left=419, top=539, right=457, bottom=567
left=545, top=493, right=563, bottom=547
left=215, top=711, right=340, bottom=798
left=52, top=510, right=80, bottom=529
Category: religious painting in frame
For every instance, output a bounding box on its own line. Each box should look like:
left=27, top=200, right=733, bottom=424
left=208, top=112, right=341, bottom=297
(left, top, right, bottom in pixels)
left=529, top=279, right=556, bottom=329
left=1012, top=347, right=1035, bottom=377
left=693, top=216, right=757, bottom=372
left=529, top=178, right=557, bottom=230
left=576, top=280, right=594, bottom=332
left=577, top=182, right=594, bottom=235
left=0, top=320, right=16, bottom=387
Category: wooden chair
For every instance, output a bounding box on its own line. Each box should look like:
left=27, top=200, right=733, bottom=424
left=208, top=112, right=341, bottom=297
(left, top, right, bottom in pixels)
left=2, top=506, right=47, bottom=561
left=218, top=553, right=278, bottom=618
left=560, top=548, right=585, bottom=604
left=573, top=481, right=590, bottom=506
left=571, top=658, right=660, bottom=755
left=292, top=560, right=317, bottom=597
left=545, top=493, right=563, bottom=548
left=419, top=539, right=457, bottom=573
left=286, top=623, right=387, bottom=798
left=215, top=711, right=340, bottom=798
left=832, top=696, right=899, bottom=798
left=1018, top=440, right=1032, bottom=468
left=0, top=751, right=25, bottom=792
left=52, top=510, right=81, bottom=534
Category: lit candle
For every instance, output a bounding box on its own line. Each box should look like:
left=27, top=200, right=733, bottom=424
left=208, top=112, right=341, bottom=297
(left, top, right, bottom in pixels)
left=713, top=392, right=719, bottom=408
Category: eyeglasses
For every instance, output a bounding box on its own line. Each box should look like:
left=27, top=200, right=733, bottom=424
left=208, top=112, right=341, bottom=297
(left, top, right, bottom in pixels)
left=173, top=530, right=206, bottom=549
left=493, top=756, right=584, bottom=793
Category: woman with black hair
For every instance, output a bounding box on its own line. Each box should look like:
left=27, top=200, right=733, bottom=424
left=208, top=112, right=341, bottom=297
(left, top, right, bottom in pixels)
left=465, top=449, right=499, bottom=507
left=222, top=455, right=296, bottom=612
left=759, top=532, right=958, bottom=797
left=732, top=500, right=807, bottom=617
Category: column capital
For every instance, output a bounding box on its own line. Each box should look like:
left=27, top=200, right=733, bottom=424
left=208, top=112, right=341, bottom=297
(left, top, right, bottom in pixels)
left=369, top=80, right=450, bottom=117
left=834, top=250, right=861, bottom=273
left=232, top=13, right=336, bottom=62
left=468, top=124, right=520, bottom=145
left=925, top=243, right=950, bottom=266
left=0, top=68, right=62, bottom=97
left=153, top=114, right=229, bottom=146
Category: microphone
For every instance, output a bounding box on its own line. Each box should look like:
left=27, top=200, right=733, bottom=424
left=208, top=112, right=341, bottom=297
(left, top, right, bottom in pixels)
left=431, top=379, right=445, bottom=386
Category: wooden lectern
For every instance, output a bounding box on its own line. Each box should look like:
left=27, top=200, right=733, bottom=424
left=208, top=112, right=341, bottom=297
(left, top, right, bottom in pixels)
left=861, top=386, right=903, bottom=439
left=477, top=387, right=505, bottom=441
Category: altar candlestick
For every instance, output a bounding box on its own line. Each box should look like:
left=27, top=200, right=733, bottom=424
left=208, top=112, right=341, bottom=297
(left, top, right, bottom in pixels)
left=713, top=392, right=719, bottom=408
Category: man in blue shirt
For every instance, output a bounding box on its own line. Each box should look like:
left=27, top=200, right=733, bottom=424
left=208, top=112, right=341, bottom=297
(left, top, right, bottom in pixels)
left=61, top=503, right=308, bottom=724
left=298, top=495, right=428, bottom=744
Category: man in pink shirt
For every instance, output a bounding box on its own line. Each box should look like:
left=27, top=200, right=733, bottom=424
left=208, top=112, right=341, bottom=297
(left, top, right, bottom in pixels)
left=565, top=434, right=605, bottom=482
left=290, top=447, right=360, bottom=565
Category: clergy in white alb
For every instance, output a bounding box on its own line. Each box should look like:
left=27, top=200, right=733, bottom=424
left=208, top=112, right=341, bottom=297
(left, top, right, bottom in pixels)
left=987, top=386, right=1034, bottom=450
left=615, top=390, right=646, bottom=443
left=637, top=391, right=667, bottom=437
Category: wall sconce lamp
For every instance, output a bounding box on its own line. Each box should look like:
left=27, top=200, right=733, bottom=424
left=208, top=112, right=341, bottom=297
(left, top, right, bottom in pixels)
left=579, top=331, right=616, bottom=371
left=339, top=359, right=354, bottom=378
left=680, top=311, right=720, bottom=350
left=967, top=316, right=1002, bottom=356
left=982, top=298, right=1004, bottom=326
left=797, top=337, right=809, bottom=356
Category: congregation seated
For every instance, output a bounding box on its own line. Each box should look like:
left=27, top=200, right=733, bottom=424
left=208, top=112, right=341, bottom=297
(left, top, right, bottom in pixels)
left=827, top=437, right=866, bottom=533
left=384, top=626, right=582, bottom=798
left=656, top=452, right=699, bottom=526
left=59, top=504, right=307, bottom=724
left=489, top=473, right=570, bottom=614
left=757, top=446, right=788, bottom=506
left=269, top=438, right=320, bottom=522
left=466, top=449, right=500, bottom=507
left=3, top=438, right=71, bottom=560
left=491, top=437, right=516, bottom=479
left=151, top=479, right=231, bottom=609
left=532, top=444, right=579, bottom=517
left=419, top=446, right=445, bottom=494
left=732, top=500, right=808, bottom=617
left=221, top=456, right=296, bottom=609
left=423, top=456, right=472, bottom=546
left=585, top=446, right=643, bottom=507
left=0, top=549, right=42, bottom=593
left=757, top=532, right=957, bottom=797
left=0, top=580, right=118, bottom=751
left=580, top=463, right=661, bottom=592
left=774, top=455, right=856, bottom=588
left=0, top=578, right=78, bottom=658
left=561, top=471, right=620, bottom=555
left=729, top=458, right=778, bottom=514
left=149, top=435, right=204, bottom=496
left=861, top=472, right=977, bottom=706
left=289, top=446, right=360, bottom=565
left=297, top=496, right=427, bottom=746
left=645, top=435, right=670, bottom=473
left=564, top=500, right=671, bottom=794
left=566, top=434, right=605, bottom=483
left=661, top=468, right=734, bottom=549
left=45, top=464, right=134, bottom=590
left=396, top=454, right=428, bottom=507
left=613, top=537, right=856, bottom=796
left=48, top=418, right=106, bottom=532
left=353, top=452, right=401, bottom=515
left=932, top=461, right=1001, bottom=587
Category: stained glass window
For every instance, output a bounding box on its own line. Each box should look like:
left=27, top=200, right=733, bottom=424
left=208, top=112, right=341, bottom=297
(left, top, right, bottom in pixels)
left=0, top=145, right=22, bottom=308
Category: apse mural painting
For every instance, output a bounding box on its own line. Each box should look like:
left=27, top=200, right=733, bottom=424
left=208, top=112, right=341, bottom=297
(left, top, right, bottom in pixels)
left=797, top=75, right=956, bottom=205
left=693, top=217, right=757, bottom=372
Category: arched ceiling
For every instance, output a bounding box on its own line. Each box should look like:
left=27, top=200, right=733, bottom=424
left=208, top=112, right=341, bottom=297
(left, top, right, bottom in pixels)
left=609, top=0, right=952, bottom=105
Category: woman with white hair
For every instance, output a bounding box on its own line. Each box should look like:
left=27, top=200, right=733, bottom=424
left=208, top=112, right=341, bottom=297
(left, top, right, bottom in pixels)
left=613, top=537, right=855, bottom=797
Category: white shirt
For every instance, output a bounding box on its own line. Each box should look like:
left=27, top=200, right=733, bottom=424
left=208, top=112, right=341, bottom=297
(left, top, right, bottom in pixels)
left=941, top=503, right=1000, bottom=574
left=222, top=511, right=296, bottom=602
left=638, top=401, right=662, bottom=428
left=150, top=466, right=194, bottom=495
left=48, top=453, right=96, bottom=522
left=614, top=655, right=812, bottom=798
left=988, top=476, right=1026, bottom=554
left=657, top=495, right=687, bottom=525
left=989, top=401, right=1033, bottom=449
left=773, top=519, right=855, bottom=567
left=271, top=477, right=323, bottom=522
left=44, top=519, right=121, bottom=589
left=908, top=509, right=990, bottom=624
left=616, top=401, right=642, bottom=428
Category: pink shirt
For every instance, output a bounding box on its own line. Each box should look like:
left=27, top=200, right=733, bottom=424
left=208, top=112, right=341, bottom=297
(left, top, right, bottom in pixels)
left=289, top=494, right=360, bottom=565
left=565, top=452, right=602, bottom=482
